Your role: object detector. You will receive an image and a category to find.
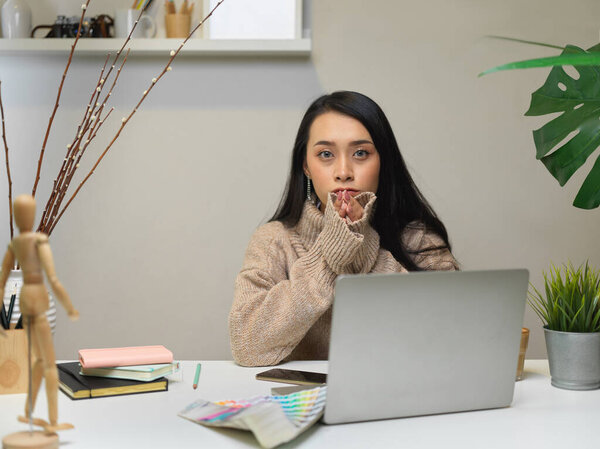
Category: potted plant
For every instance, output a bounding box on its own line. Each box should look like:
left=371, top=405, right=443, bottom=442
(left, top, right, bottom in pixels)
left=528, top=262, right=600, bottom=390
left=479, top=38, right=600, bottom=210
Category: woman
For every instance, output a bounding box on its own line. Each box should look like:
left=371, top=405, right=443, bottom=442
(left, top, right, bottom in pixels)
left=229, top=91, right=458, bottom=367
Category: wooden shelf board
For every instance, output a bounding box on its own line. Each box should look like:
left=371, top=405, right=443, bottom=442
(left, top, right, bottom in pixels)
left=0, top=38, right=312, bottom=56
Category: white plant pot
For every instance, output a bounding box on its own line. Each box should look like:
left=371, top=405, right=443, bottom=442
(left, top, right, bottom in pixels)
left=2, top=269, right=57, bottom=334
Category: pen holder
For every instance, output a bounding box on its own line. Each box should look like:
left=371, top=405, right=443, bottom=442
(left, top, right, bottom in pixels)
left=516, top=327, right=529, bottom=381
left=0, top=329, right=28, bottom=394
left=165, top=13, right=191, bottom=38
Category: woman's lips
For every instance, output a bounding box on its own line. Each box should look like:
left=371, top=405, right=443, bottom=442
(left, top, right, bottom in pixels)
left=332, top=188, right=359, bottom=194
left=332, top=189, right=360, bottom=200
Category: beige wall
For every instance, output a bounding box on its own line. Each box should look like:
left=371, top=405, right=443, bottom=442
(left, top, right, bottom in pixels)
left=0, top=0, right=599, bottom=360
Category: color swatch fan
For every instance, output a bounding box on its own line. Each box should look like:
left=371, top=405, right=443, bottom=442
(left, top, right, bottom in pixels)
left=179, top=386, right=326, bottom=448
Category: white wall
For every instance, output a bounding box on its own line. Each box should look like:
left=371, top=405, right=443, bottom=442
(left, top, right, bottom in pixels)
left=0, top=0, right=599, bottom=360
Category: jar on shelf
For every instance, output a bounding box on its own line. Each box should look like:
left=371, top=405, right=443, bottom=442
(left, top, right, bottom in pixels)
left=1, top=0, right=32, bottom=38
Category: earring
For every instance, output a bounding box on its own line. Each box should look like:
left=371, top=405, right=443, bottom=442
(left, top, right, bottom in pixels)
left=306, top=177, right=312, bottom=201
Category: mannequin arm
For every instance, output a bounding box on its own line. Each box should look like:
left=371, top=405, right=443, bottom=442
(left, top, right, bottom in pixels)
left=37, top=238, right=79, bottom=321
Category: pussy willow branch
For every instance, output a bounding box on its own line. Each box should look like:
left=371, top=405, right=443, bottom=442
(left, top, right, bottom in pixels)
left=49, top=0, right=227, bottom=234
left=45, top=108, right=115, bottom=235
left=31, top=0, right=92, bottom=198
left=69, top=2, right=154, bottom=145
left=40, top=54, right=112, bottom=232
left=0, top=81, right=14, bottom=240
left=43, top=52, right=125, bottom=235
left=40, top=3, right=149, bottom=234
left=42, top=105, right=115, bottom=234
left=38, top=54, right=111, bottom=231
left=42, top=46, right=131, bottom=234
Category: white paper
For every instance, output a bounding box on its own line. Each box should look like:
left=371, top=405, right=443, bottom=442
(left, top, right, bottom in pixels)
left=208, top=0, right=298, bottom=39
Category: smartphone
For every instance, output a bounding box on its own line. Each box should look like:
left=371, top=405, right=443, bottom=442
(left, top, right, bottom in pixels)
left=255, top=368, right=327, bottom=386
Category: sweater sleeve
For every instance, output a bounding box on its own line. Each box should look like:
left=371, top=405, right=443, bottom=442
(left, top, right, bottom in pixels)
left=229, top=193, right=381, bottom=367
left=319, top=191, right=380, bottom=274
left=402, top=222, right=459, bottom=271
left=230, top=223, right=337, bottom=367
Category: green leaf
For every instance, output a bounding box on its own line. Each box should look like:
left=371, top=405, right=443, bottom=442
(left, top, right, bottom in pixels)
left=480, top=44, right=600, bottom=208
left=484, top=35, right=565, bottom=51
left=573, top=154, right=600, bottom=209
left=528, top=262, right=600, bottom=332
left=478, top=52, right=600, bottom=77
left=527, top=46, right=600, bottom=189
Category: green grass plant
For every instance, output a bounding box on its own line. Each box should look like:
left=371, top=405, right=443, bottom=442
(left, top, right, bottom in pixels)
left=529, top=262, right=600, bottom=333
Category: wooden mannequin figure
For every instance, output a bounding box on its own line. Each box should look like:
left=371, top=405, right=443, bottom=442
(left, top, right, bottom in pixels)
left=0, top=194, right=79, bottom=448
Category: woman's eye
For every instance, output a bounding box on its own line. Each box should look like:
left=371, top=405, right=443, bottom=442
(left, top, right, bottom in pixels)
left=354, top=149, right=369, bottom=158
left=318, top=150, right=333, bottom=159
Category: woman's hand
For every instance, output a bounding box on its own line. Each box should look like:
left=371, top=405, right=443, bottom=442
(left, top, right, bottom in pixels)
left=333, top=190, right=364, bottom=222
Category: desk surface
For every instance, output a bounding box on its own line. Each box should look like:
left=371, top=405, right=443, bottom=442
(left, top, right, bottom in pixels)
left=1, top=360, right=599, bottom=448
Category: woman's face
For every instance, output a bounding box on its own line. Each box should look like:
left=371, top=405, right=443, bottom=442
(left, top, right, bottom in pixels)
left=304, top=111, right=380, bottom=211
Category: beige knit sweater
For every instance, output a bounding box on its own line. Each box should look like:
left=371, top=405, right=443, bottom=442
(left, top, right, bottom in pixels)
left=229, top=192, right=458, bottom=367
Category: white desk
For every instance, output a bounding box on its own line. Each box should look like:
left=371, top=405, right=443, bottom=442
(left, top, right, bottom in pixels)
left=1, top=360, right=599, bottom=448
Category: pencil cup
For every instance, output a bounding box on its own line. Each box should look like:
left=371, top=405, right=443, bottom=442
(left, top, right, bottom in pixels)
left=516, top=327, right=529, bottom=381
left=165, top=13, right=191, bottom=38
left=0, top=329, right=28, bottom=394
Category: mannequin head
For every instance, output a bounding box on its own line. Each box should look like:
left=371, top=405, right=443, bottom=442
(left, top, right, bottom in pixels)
left=13, top=194, right=36, bottom=233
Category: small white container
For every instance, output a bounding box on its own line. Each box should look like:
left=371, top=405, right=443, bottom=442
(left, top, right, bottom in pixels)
left=1, top=0, right=32, bottom=38
left=3, top=269, right=57, bottom=334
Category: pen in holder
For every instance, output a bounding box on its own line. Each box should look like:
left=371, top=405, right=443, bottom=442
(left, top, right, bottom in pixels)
left=165, top=0, right=194, bottom=38
left=165, top=13, right=190, bottom=38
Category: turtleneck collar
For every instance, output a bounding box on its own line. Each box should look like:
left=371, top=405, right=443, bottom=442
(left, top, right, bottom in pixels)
left=294, top=200, right=324, bottom=249
left=293, top=191, right=377, bottom=250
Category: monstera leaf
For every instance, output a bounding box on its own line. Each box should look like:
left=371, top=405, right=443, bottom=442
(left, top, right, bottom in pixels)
left=480, top=43, right=600, bottom=209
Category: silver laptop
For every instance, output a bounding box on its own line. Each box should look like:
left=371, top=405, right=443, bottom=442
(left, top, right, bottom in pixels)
left=323, top=269, right=529, bottom=424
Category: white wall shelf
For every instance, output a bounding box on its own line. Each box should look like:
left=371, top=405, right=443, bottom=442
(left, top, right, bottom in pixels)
left=0, top=38, right=311, bottom=56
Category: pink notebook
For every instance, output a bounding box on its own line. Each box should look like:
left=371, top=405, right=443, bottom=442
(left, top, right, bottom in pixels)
left=79, top=345, right=173, bottom=369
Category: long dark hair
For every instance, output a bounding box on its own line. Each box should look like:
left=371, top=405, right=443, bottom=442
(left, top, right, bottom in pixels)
left=270, top=91, right=452, bottom=271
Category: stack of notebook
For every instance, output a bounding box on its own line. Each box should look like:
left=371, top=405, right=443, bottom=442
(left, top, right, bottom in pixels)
left=58, top=345, right=178, bottom=400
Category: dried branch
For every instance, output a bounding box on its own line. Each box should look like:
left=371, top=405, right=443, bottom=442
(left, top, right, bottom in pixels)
left=31, top=0, right=92, bottom=198
left=39, top=54, right=112, bottom=232
left=42, top=56, right=129, bottom=234
left=39, top=3, right=149, bottom=234
left=42, top=105, right=115, bottom=234
left=41, top=45, right=133, bottom=234
left=49, top=0, right=227, bottom=234
left=0, top=81, right=14, bottom=240
left=47, top=108, right=114, bottom=236
left=38, top=54, right=111, bottom=231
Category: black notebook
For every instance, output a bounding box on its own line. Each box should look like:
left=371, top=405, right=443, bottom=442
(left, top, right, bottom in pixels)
left=57, top=362, right=168, bottom=400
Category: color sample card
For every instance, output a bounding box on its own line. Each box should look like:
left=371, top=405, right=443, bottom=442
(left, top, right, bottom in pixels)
left=178, top=386, right=326, bottom=448
left=271, top=387, right=325, bottom=425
